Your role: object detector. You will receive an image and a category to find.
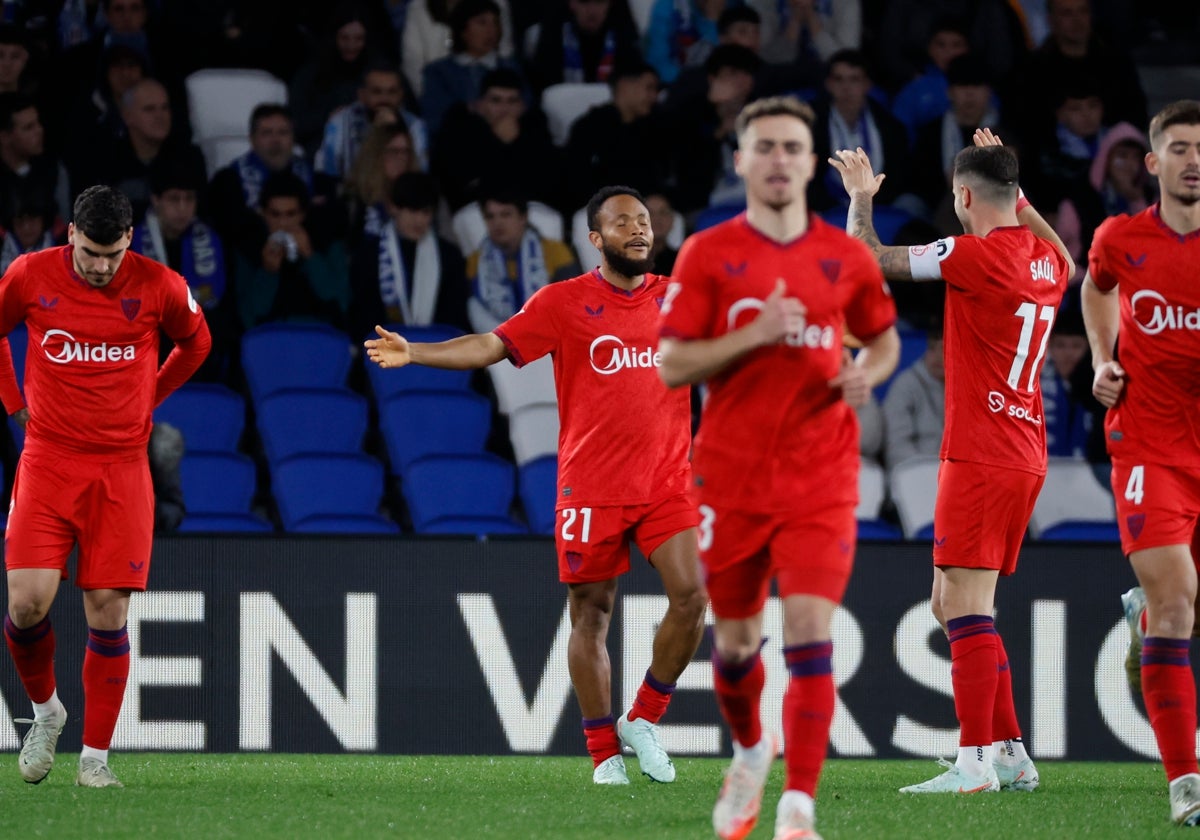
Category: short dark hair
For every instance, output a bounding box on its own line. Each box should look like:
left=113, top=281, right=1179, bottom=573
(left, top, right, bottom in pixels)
left=479, top=67, right=523, bottom=96
left=825, top=48, right=871, bottom=78
left=389, top=171, right=439, bottom=211
left=952, top=145, right=1019, bottom=205
left=734, top=95, right=815, bottom=142
left=1149, top=100, right=1200, bottom=151
left=450, top=0, right=500, bottom=51
left=73, top=185, right=133, bottom=244
left=359, top=59, right=402, bottom=86
left=704, top=43, right=760, bottom=77
left=259, top=171, right=310, bottom=212
left=608, top=57, right=657, bottom=90
left=0, top=92, right=35, bottom=132
left=149, top=156, right=204, bottom=196
left=945, top=54, right=990, bottom=88
left=586, top=185, right=644, bottom=232
left=717, top=5, right=760, bottom=33
left=0, top=22, right=29, bottom=49
left=479, top=181, right=527, bottom=215
left=249, top=103, right=292, bottom=135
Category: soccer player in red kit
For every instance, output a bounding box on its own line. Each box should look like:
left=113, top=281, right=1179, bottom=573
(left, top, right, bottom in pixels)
left=0, top=185, right=210, bottom=787
left=364, top=186, right=706, bottom=786
left=658, top=96, right=899, bottom=840
left=832, top=130, right=1073, bottom=795
left=1082, top=100, right=1200, bottom=826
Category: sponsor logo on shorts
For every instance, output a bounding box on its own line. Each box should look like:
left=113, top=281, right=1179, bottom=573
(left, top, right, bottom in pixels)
left=589, top=334, right=661, bottom=374
left=129, top=560, right=145, bottom=572
left=41, top=329, right=135, bottom=364
left=1130, top=289, right=1200, bottom=335
left=934, top=535, right=947, bottom=547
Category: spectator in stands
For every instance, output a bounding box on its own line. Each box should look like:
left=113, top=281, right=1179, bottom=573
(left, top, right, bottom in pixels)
left=809, top=50, right=912, bottom=213
left=289, top=3, right=382, bottom=158
left=1008, top=0, right=1147, bottom=142
left=643, top=0, right=730, bottom=84
left=0, top=188, right=58, bottom=274
left=889, top=16, right=970, bottom=139
left=316, top=63, right=427, bottom=182
left=0, top=93, right=69, bottom=226
left=664, top=7, right=762, bottom=113
left=150, top=421, right=185, bottom=533
left=882, top=328, right=945, bottom=470
left=1027, top=72, right=1106, bottom=208
left=748, top=0, right=862, bottom=70
left=671, top=44, right=760, bottom=214
left=235, top=171, right=351, bottom=332
left=564, top=59, right=671, bottom=212
left=420, top=0, right=527, bottom=139
left=431, top=68, right=560, bottom=212
left=908, top=55, right=1004, bottom=231
left=132, top=158, right=234, bottom=381
left=349, top=171, right=468, bottom=337
left=1040, top=306, right=1094, bottom=459
left=0, top=24, right=36, bottom=97
left=645, top=191, right=678, bottom=274
left=345, top=122, right=419, bottom=241
left=465, top=186, right=580, bottom=332
left=402, top=0, right=516, bottom=98
left=527, top=0, right=640, bottom=93
left=91, top=77, right=206, bottom=222
left=1056, top=121, right=1153, bottom=264
left=62, top=43, right=145, bottom=181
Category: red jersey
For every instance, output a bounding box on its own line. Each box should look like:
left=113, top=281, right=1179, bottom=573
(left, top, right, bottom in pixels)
left=1089, top=205, right=1200, bottom=466
left=908, top=227, right=1068, bottom=474
left=659, top=214, right=896, bottom=510
left=493, top=269, right=692, bottom=507
left=0, top=247, right=206, bottom=456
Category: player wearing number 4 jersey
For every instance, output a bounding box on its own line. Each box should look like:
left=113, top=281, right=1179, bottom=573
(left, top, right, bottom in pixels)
left=1082, top=100, right=1200, bottom=827
left=833, top=129, right=1074, bottom=796
left=364, top=186, right=705, bottom=787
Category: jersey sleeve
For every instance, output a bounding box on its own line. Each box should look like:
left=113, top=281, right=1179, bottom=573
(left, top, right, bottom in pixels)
left=1086, top=215, right=1124, bottom=292
left=658, top=235, right=717, bottom=340
left=159, top=266, right=206, bottom=341
left=492, top=283, right=559, bottom=368
left=844, top=246, right=897, bottom=341
left=929, top=236, right=988, bottom=291
left=0, top=254, right=28, bottom=335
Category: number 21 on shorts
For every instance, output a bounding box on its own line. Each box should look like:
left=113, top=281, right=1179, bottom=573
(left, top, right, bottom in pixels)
left=561, top=507, right=592, bottom=542
left=1125, top=465, right=1145, bottom=505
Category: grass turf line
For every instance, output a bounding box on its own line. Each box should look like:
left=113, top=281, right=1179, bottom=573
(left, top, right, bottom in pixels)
left=0, top=755, right=1180, bottom=839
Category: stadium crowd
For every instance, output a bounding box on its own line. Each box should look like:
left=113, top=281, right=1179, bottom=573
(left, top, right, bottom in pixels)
left=0, top=0, right=1190, bottom=532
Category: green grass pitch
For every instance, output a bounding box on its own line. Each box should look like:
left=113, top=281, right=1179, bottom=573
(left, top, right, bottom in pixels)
left=0, top=754, right=1182, bottom=838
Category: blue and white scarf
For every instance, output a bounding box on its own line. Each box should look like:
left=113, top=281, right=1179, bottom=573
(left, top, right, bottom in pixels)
left=378, top=223, right=440, bottom=325
left=472, top=230, right=549, bottom=325
left=233, top=150, right=314, bottom=210
left=316, top=103, right=430, bottom=177
left=132, top=212, right=226, bottom=308
left=0, top=229, right=54, bottom=274
left=562, top=22, right=616, bottom=84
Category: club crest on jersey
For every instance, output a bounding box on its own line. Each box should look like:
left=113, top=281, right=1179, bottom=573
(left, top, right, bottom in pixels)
left=41, top=328, right=135, bottom=364
left=1124, top=252, right=1147, bottom=268
left=820, top=259, right=841, bottom=284
left=654, top=295, right=665, bottom=310
left=589, top=334, right=661, bottom=374
left=121, top=298, right=141, bottom=320
left=38, top=295, right=58, bottom=309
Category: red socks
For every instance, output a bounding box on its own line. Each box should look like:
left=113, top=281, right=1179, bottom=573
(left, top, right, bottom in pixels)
left=82, top=626, right=130, bottom=750
left=992, top=634, right=1021, bottom=742
left=627, top=670, right=675, bottom=724
left=4, top=615, right=57, bottom=704
left=713, top=648, right=765, bottom=749
left=947, top=615, right=999, bottom=748
left=782, top=642, right=835, bottom=796
left=582, top=716, right=620, bottom=767
left=1142, top=637, right=1200, bottom=780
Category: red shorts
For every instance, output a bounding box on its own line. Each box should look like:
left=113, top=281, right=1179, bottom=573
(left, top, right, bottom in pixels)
left=5, top=447, right=154, bottom=590
left=1110, top=459, right=1200, bottom=556
left=698, top=497, right=856, bottom=620
left=554, top=494, right=698, bottom=584
left=933, top=459, right=1043, bottom=576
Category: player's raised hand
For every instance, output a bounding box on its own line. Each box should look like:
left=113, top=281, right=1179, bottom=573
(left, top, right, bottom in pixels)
left=752, top=279, right=806, bottom=346
left=828, top=349, right=869, bottom=407
left=1092, top=360, right=1126, bottom=408
left=364, top=325, right=411, bottom=368
left=973, top=127, right=1004, bottom=148
left=828, top=147, right=885, bottom=198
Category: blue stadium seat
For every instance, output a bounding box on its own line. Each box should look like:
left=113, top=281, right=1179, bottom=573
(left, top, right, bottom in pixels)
left=289, top=515, right=401, bottom=534
left=857, top=519, right=902, bottom=540
left=402, top=453, right=519, bottom=533
left=178, top=451, right=273, bottom=532
left=1037, top=521, right=1121, bottom=542
left=154, top=383, right=246, bottom=453
left=419, top=516, right=528, bottom=536
left=256, top=387, right=368, bottom=465
left=273, top=453, right=398, bottom=533
left=241, top=323, right=354, bottom=404
left=820, top=205, right=915, bottom=245
left=379, top=390, right=491, bottom=473
left=518, top=455, right=558, bottom=535
left=365, top=324, right=471, bottom=401
left=694, top=202, right=746, bottom=232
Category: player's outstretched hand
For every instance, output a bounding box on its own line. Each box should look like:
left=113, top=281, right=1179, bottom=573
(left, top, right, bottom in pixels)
left=752, top=279, right=806, bottom=347
left=828, top=147, right=885, bottom=198
left=364, top=325, right=411, bottom=368
left=1092, top=360, right=1126, bottom=408
left=973, top=127, right=1005, bottom=148
left=828, top=349, right=869, bottom=407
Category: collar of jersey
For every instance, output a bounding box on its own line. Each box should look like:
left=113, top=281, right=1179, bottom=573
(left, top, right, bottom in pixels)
left=589, top=267, right=649, bottom=298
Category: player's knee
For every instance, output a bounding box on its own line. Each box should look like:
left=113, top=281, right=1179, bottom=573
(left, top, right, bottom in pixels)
left=7, top=600, right=50, bottom=629
left=666, top=583, right=707, bottom=624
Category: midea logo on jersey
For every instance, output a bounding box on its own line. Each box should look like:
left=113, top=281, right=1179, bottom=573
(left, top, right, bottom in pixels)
left=41, top=329, right=135, bottom=364
left=987, top=390, right=1042, bottom=425
left=589, top=334, right=661, bottom=375
left=1130, top=289, right=1200, bottom=336
left=727, top=298, right=836, bottom=350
